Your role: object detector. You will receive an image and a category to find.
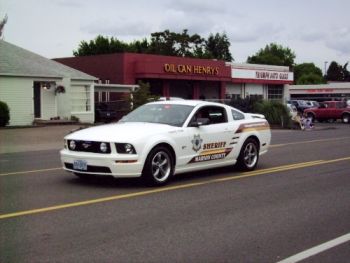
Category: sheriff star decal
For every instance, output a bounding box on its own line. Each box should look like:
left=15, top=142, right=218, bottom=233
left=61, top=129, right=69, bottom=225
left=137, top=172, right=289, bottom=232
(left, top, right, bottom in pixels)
left=191, top=134, right=203, bottom=152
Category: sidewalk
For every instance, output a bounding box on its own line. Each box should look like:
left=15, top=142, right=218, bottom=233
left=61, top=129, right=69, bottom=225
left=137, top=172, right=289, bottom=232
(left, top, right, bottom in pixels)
left=0, top=125, right=83, bottom=154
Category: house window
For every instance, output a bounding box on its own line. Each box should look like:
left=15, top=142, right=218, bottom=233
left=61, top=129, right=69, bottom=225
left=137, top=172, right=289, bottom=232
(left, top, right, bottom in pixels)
left=268, top=85, right=283, bottom=100
left=71, top=85, right=91, bottom=112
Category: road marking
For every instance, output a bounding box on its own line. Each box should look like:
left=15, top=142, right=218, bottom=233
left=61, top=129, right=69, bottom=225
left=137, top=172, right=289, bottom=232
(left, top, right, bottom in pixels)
left=270, top=136, right=350, bottom=148
left=1, top=136, right=348, bottom=177
left=277, top=232, right=350, bottom=263
left=1, top=156, right=349, bottom=220
left=0, top=167, right=61, bottom=177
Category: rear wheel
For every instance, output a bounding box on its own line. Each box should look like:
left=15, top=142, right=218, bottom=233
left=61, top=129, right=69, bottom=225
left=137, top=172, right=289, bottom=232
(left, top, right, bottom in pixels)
left=342, top=113, right=350, bottom=123
left=236, top=138, right=259, bottom=171
left=142, top=146, right=174, bottom=186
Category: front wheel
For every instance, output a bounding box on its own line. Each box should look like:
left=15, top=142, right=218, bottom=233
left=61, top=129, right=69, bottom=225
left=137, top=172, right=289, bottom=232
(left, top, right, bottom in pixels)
left=342, top=114, right=350, bottom=124
left=142, top=146, right=174, bottom=186
left=236, top=138, right=259, bottom=171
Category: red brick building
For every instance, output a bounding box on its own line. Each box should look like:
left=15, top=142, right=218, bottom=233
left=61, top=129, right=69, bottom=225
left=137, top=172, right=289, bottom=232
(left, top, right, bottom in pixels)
left=55, top=53, right=232, bottom=100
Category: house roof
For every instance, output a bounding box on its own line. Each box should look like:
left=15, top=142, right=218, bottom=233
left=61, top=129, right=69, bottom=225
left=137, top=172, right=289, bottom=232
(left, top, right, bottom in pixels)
left=0, top=40, right=97, bottom=80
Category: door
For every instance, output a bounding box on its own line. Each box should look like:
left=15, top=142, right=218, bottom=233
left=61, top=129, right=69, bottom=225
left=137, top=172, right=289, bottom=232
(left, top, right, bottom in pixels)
left=33, top=82, right=41, bottom=118
left=176, top=105, right=233, bottom=171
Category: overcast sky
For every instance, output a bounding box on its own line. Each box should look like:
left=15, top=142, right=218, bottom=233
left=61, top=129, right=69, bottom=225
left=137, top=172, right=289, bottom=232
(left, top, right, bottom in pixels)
left=1, top=0, right=349, bottom=73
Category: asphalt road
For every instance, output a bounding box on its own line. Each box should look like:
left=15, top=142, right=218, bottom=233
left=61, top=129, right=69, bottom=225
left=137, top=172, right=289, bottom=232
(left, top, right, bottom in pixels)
left=0, top=123, right=349, bottom=263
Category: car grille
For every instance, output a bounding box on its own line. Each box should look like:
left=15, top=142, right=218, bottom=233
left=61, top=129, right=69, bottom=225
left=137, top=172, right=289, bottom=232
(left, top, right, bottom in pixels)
left=64, top=163, right=112, bottom=173
left=67, top=140, right=111, bottom=154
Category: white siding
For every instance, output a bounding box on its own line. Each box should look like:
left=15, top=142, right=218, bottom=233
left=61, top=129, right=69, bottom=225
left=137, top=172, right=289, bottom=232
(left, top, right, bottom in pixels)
left=70, top=81, right=94, bottom=123
left=0, top=77, right=34, bottom=126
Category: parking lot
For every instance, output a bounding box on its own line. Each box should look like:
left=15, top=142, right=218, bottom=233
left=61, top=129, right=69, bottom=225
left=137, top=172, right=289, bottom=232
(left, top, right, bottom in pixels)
left=0, top=122, right=349, bottom=262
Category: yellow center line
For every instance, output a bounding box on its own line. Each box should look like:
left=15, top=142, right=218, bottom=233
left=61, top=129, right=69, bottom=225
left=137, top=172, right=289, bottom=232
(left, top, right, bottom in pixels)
left=1, top=156, right=349, bottom=220
left=1, top=136, right=349, bottom=177
left=270, top=136, right=350, bottom=148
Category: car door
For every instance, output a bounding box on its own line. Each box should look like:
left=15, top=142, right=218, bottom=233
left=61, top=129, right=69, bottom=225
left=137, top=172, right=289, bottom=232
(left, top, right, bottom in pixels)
left=176, top=105, right=234, bottom=171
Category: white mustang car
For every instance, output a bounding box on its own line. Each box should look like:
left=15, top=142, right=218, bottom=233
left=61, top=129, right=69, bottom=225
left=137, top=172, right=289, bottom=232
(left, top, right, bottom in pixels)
left=60, top=100, right=271, bottom=185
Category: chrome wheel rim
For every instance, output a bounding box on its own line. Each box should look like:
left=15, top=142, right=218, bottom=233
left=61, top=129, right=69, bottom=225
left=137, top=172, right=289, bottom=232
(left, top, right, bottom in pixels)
left=243, top=142, right=258, bottom=168
left=151, top=151, right=171, bottom=182
left=343, top=115, right=349, bottom=123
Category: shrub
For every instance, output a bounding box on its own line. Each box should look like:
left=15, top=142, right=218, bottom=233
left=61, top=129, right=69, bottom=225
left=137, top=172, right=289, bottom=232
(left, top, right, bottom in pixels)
left=254, top=100, right=291, bottom=128
left=0, top=101, right=10, bottom=127
left=228, top=96, right=262, bottom=113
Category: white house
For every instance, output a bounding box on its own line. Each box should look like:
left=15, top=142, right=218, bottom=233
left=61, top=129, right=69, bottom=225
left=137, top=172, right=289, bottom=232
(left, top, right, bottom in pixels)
left=0, top=40, right=97, bottom=126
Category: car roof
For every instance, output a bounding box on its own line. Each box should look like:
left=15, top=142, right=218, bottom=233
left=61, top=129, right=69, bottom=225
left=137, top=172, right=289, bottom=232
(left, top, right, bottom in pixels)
left=148, top=100, right=227, bottom=108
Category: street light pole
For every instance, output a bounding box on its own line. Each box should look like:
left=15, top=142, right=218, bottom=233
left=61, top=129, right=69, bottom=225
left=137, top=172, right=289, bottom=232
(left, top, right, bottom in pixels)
left=324, top=61, right=328, bottom=76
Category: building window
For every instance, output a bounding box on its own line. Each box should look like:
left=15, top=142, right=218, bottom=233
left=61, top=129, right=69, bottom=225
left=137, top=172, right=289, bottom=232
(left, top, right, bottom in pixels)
left=268, top=85, right=283, bottom=100
left=71, top=85, right=91, bottom=112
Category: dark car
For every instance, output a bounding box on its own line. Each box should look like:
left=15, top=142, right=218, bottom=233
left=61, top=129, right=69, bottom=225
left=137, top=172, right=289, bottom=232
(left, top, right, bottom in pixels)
left=95, top=103, right=117, bottom=123
left=287, top=100, right=312, bottom=113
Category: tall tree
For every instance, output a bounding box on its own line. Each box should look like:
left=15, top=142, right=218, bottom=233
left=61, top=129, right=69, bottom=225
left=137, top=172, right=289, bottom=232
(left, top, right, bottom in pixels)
left=326, top=61, right=344, bottom=81
left=294, top=63, right=325, bottom=84
left=73, top=29, right=233, bottom=60
left=342, top=62, right=350, bottom=82
left=0, top=14, right=8, bottom=38
left=247, top=43, right=295, bottom=67
left=73, top=35, right=130, bottom=56
left=148, top=29, right=205, bottom=57
left=205, top=32, right=233, bottom=61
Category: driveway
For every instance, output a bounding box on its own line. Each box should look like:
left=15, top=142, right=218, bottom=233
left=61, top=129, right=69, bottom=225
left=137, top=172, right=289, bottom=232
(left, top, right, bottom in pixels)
left=0, top=125, right=83, bottom=154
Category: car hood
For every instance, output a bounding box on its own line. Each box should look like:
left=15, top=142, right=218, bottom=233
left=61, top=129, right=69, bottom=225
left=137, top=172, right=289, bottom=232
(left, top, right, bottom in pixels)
left=65, top=122, right=178, bottom=142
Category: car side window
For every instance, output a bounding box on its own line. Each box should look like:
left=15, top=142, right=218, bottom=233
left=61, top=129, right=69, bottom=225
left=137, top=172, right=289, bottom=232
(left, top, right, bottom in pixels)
left=231, top=109, right=245, bottom=120
left=191, top=106, right=227, bottom=125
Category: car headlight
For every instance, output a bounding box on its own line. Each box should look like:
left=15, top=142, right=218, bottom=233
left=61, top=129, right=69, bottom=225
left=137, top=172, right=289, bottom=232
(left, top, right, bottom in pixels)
left=69, top=140, right=76, bottom=150
left=100, top=142, right=108, bottom=153
left=115, top=143, right=137, bottom=154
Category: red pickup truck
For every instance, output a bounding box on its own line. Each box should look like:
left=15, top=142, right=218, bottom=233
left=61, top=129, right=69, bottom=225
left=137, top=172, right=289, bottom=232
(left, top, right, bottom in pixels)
left=304, top=101, right=350, bottom=123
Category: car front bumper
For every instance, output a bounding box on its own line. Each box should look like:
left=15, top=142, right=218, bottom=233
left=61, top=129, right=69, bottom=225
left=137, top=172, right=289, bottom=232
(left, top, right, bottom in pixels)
left=60, top=149, right=144, bottom=178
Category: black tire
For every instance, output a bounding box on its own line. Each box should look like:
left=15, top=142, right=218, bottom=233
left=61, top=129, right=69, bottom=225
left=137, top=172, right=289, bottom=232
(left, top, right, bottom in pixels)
left=342, top=113, right=350, bottom=124
left=236, top=138, right=259, bottom=171
left=142, top=146, right=174, bottom=186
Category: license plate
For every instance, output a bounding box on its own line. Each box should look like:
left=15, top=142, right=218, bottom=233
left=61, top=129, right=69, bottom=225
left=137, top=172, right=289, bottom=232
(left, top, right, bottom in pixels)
left=73, top=160, right=87, bottom=171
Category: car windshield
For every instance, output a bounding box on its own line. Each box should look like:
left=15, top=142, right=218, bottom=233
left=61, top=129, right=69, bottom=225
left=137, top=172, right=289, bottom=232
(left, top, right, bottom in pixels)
left=119, top=104, right=194, bottom=127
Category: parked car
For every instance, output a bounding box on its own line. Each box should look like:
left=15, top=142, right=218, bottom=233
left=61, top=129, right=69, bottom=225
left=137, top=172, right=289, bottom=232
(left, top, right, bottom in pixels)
left=61, top=100, right=271, bottom=186
left=95, top=103, right=117, bottom=123
left=305, top=100, right=320, bottom=108
left=304, top=101, right=350, bottom=123
left=158, top=97, right=185, bottom=101
left=286, top=103, right=298, bottom=119
left=287, top=100, right=312, bottom=113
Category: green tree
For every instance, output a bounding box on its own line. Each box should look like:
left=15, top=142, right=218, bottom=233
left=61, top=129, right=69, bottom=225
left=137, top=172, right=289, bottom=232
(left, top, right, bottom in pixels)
left=294, top=63, right=325, bottom=84
left=326, top=61, right=344, bottom=81
left=205, top=32, right=233, bottom=61
left=130, top=81, right=159, bottom=110
left=247, top=43, right=295, bottom=67
left=73, top=35, right=130, bottom=56
left=73, top=30, right=233, bottom=61
left=342, top=62, right=350, bottom=81
left=148, top=29, right=206, bottom=57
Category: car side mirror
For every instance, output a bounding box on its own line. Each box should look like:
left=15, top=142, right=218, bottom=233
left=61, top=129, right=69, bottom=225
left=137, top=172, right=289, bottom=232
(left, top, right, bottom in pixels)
left=189, top=117, right=210, bottom=127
